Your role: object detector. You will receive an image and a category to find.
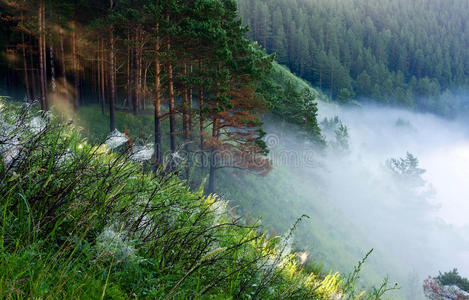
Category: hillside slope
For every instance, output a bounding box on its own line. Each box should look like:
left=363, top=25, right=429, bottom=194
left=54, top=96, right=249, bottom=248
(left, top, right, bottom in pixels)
left=0, top=98, right=402, bottom=298
left=62, top=63, right=409, bottom=298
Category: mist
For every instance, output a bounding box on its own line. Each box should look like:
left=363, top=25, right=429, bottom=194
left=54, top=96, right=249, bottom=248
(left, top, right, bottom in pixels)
left=319, top=101, right=469, bottom=263
left=227, top=100, right=469, bottom=298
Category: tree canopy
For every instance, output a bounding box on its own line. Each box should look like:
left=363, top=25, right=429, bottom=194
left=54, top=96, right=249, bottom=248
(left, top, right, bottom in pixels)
left=0, top=0, right=325, bottom=193
left=238, top=0, right=469, bottom=112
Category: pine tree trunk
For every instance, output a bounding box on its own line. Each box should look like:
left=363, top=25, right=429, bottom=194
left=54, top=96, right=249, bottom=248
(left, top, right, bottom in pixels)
left=72, top=22, right=79, bottom=110
left=126, top=30, right=131, bottom=109
left=59, top=26, right=66, bottom=90
left=167, top=38, right=176, bottom=153
left=41, top=3, right=47, bottom=109
left=109, top=0, right=116, bottom=132
left=137, top=29, right=143, bottom=112
left=97, top=39, right=102, bottom=113
left=207, top=64, right=222, bottom=194
left=92, top=48, right=97, bottom=97
left=199, top=60, right=204, bottom=154
left=29, top=35, right=37, bottom=100
left=207, top=116, right=219, bottom=194
left=49, top=46, right=56, bottom=93
left=188, top=63, right=193, bottom=139
left=182, top=64, right=189, bottom=143
left=154, top=23, right=162, bottom=165
left=100, top=39, right=106, bottom=114
left=21, top=10, right=30, bottom=101
left=38, top=0, right=48, bottom=110
left=143, top=62, right=149, bottom=111
left=132, top=33, right=138, bottom=114
left=80, top=62, right=85, bottom=106
left=97, top=39, right=101, bottom=107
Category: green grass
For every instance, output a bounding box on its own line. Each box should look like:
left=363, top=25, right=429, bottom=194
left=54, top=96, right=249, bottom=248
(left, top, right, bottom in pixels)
left=74, top=106, right=156, bottom=143
left=3, top=103, right=382, bottom=299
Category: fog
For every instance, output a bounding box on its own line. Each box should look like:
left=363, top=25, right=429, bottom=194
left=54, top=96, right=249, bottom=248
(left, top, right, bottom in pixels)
left=320, top=103, right=469, bottom=227
left=250, top=101, right=469, bottom=297
left=320, top=102, right=469, bottom=260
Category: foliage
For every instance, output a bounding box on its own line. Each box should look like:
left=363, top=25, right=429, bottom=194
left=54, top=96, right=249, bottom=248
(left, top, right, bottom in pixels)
left=260, top=62, right=325, bottom=144
left=343, top=249, right=399, bottom=299
left=423, top=274, right=469, bottom=300
left=387, top=152, right=426, bottom=187
left=334, top=124, right=350, bottom=152
left=237, top=0, right=469, bottom=112
left=320, top=116, right=350, bottom=151
left=437, top=269, right=469, bottom=293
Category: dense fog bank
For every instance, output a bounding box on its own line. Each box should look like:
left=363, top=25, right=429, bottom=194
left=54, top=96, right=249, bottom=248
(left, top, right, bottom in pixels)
left=316, top=102, right=469, bottom=275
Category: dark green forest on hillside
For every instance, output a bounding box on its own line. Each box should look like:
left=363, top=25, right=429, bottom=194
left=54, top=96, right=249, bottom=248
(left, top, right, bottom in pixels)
left=238, top=0, right=469, bottom=111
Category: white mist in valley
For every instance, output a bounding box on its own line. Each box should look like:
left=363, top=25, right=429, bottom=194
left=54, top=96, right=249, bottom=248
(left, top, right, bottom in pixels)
left=319, top=103, right=469, bottom=226
left=252, top=101, right=469, bottom=297
left=317, top=102, right=469, bottom=271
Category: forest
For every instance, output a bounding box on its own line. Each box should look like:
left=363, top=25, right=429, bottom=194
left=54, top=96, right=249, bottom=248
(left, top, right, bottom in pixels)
left=0, top=0, right=325, bottom=195
left=1, top=0, right=469, bottom=299
left=238, top=0, right=469, bottom=112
